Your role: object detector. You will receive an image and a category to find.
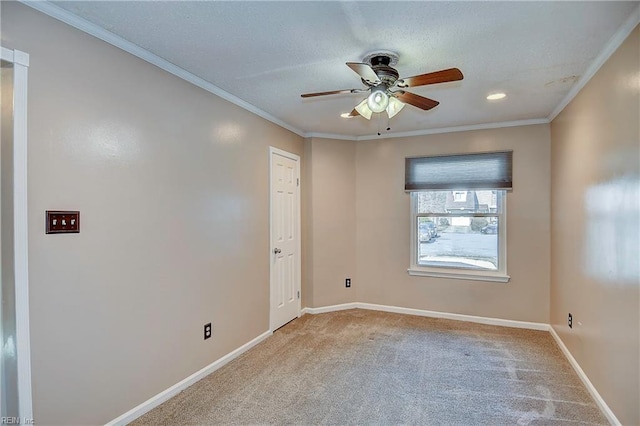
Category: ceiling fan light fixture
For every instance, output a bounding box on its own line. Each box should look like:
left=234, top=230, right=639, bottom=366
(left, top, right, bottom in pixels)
left=386, top=97, right=405, bottom=118
left=354, top=99, right=373, bottom=120
left=367, top=88, right=389, bottom=113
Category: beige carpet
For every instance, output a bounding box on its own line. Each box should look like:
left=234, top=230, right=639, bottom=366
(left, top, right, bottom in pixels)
left=132, top=309, right=607, bottom=425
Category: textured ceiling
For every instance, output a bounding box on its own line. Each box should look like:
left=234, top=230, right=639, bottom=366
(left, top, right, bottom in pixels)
left=49, top=1, right=638, bottom=138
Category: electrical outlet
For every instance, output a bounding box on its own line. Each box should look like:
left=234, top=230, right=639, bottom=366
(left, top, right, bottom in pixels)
left=204, top=323, right=212, bottom=340
left=345, top=278, right=351, bottom=288
left=568, top=313, right=572, bottom=329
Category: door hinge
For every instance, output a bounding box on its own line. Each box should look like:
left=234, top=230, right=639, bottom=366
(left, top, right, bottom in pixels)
left=297, top=178, right=299, bottom=187
left=297, top=290, right=300, bottom=299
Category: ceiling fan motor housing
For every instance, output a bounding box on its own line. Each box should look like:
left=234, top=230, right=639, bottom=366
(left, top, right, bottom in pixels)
left=367, top=54, right=400, bottom=87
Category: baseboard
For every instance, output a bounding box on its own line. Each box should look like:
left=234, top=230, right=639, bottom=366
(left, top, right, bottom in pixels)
left=549, top=326, right=620, bottom=426
left=301, top=302, right=358, bottom=315
left=302, top=302, right=549, bottom=331
left=105, top=330, right=273, bottom=426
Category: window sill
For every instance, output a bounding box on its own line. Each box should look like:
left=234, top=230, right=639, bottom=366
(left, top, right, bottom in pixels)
left=407, top=268, right=510, bottom=283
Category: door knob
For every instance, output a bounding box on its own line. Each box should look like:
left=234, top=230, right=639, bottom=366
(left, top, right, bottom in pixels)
left=273, top=248, right=282, bottom=254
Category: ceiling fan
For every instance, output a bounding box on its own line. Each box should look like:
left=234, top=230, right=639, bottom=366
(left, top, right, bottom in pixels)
left=301, top=52, right=463, bottom=121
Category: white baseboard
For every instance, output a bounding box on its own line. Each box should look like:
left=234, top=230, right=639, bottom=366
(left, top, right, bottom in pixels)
left=105, top=330, right=272, bottom=426
left=358, top=303, right=550, bottom=330
left=301, top=302, right=358, bottom=315
left=303, top=302, right=549, bottom=331
left=549, top=326, right=620, bottom=426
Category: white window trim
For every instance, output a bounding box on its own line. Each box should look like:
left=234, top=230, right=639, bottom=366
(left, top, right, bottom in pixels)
left=408, top=191, right=510, bottom=283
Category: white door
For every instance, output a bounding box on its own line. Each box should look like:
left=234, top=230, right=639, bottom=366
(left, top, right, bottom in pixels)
left=269, top=148, right=300, bottom=331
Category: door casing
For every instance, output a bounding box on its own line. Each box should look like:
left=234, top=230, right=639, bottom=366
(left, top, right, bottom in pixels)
left=0, top=46, right=32, bottom=421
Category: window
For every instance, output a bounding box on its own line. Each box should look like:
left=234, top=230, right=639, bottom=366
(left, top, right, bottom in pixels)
left=410, top=190, right=507, bottom=281
left=405, top=152, right=511, bottom=282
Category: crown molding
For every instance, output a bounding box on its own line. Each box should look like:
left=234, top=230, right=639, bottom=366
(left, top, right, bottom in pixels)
left=548, top=3, right=640, bottom=121
left=19, top=0, right=306, bottom=138
left=355, top=118, right=549, bottom=141
left=305, top=132, right=358, bottom=141
left=307, top=119, right=549, bottom=141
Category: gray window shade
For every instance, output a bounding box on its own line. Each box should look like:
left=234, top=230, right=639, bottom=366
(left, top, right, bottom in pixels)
left=405, top=151, right=512, bottom=191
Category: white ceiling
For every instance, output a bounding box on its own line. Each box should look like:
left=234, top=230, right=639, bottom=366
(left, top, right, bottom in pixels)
left=45, top=1, right=639, bottom=138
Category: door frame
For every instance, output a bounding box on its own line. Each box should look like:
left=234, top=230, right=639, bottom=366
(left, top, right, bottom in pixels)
left=0, top=46, right=32, bottom=420
left=268, top=147, right=301, bottom=332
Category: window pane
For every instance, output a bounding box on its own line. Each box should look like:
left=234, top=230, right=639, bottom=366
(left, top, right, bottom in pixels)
left=417, top=217, right=499, bottom=270
left=416, top=190, right=498, bottom=214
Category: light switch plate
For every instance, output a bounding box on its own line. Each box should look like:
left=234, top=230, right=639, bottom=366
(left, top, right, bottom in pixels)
left=46, top=211, right=80, bottom=234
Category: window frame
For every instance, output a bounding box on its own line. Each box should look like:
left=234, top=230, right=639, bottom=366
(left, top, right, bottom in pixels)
left=408, top=190, right=510, bottom=283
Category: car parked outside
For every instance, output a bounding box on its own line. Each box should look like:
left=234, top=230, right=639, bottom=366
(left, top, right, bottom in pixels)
left=425, top=222, right=439, bottom=238
left=419, top=229, right=432, bottom=243
left=419, top=221, right=439, bottom=242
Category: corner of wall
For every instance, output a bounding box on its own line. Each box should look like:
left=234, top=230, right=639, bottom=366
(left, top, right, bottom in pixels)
left=302, top=137, right=314, bottom=308
left=306, top=137, right=357, bottom=308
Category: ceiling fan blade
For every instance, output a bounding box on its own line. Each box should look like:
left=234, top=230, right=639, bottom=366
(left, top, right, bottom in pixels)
left=346, top=62, right=380, bottom=84
left=394, top=91, right=440, bottom=110
left=397, top=68, right=463, bottom=88
left=301, top=89, right=357, bottom=98
left=347, top=109, right=360, bottom=117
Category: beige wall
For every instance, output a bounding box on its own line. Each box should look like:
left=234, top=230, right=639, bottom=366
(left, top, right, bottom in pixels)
left=355, top=125, right=551, bottom=322
left=306, top=137, right=357, bottom=307
left=1, top=3, right=304, bottom=424
left=550, top=26, right=639, bottom=426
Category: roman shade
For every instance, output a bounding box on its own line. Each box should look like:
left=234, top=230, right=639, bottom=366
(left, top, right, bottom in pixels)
left=405, top=151, right=513, bottom=191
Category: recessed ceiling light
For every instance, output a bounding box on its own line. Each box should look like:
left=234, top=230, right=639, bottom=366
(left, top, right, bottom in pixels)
left=340, top=112, right=353, bottom=118
left=487, top=93, right=506, bottom=100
